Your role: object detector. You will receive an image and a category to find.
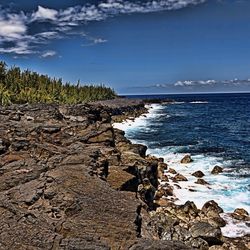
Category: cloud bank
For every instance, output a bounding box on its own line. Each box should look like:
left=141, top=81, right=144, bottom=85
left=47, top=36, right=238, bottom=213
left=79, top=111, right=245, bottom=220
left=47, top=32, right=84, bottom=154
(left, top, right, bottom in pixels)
left=148, top=79, right=250, bottom=93
left=0, top=0, right=206, bottom=56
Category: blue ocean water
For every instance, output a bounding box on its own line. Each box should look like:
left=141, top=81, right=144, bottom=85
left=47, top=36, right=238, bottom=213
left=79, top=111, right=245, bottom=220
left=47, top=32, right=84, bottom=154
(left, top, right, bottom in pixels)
left=120, top=93, right=250, bottom=215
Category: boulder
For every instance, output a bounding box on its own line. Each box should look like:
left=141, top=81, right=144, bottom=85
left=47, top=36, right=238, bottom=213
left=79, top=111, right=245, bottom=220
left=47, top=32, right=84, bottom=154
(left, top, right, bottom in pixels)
left=157, top=162, right=168, bottom=180
left=211, top=166, right=223, bottom=174
left=189, top=222, right=222, bottom=245
left=192, top=170, right=205, bottom=178
left=208, top=216, right=226, bottom=228
left=232, top=208, right=249, bottom=221
left=168, top=168, right=177, bottom=174
left=138, top=178, right=156, bottom=209
left=180, top=155, right=193, bottom=164
left=173, top=173, right=188, bottom=182
left=195, top=178, right=209, bottom=185
left=202, top=200, right=223, bottom=217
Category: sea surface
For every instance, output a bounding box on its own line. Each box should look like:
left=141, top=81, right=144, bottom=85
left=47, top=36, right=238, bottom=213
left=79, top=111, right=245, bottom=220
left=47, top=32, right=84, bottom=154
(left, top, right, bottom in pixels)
left=114, top=92, right=250, bottom=237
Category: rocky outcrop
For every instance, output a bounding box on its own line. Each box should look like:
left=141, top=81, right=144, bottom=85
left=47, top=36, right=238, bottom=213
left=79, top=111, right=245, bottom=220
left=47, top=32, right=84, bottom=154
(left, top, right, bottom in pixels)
left=211, top=166, right=223, bottom=174
left=0, top=101, right=192, bottom=249
left=192, top=171, right=205, bottom=178
left=148, top=200, right=225, bottom=249
left=181, top=155, right=193, bottom=164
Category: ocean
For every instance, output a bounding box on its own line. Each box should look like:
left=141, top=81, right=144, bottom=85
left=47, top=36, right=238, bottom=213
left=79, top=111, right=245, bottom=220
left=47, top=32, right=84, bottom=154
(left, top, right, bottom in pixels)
left=114, top=92, right=250, bottom=237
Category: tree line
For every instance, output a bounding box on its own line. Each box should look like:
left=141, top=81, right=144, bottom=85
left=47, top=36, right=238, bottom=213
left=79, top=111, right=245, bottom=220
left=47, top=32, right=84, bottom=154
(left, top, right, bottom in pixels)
left=0, top=61, right=116, bottom=105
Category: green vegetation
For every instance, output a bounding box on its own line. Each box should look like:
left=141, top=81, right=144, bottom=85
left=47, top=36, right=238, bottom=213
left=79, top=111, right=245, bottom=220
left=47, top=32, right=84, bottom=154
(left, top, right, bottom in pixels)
left=0, top=61, right=116, bottom=105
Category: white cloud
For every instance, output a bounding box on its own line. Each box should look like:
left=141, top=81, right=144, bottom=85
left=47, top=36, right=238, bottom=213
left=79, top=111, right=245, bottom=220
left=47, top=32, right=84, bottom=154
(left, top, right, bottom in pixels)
left=0, top=0, right=207, bottom=55
left=31, top=6, right=58, bottom=21
left=0, top=41, right=33, bottom=55
left=0, top=14, right=27, bottom=40
left=94, top=38, right=107, bottom=44
left=40, top=50, right=57, bottom=58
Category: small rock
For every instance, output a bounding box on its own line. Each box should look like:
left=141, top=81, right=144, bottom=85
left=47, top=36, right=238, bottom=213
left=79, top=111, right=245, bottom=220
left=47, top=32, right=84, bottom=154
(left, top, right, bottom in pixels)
left=26, top=115, right=34, bottom=121
left=211, top=166, right=223, bottom=174
left=164, top=186, right=174, bottom=196
left=9, top=112, right=21, bottom=121
left=173, top=173, right=188, bottom=182
left=168, top=168, right=177, bottom=174
left=195, top=178, right=209, bottom=185
left=180, top=155, right=193, bottom=164
left=192, top=170, right=205, bottom=178
left=232, top=208, right=249, bottom=221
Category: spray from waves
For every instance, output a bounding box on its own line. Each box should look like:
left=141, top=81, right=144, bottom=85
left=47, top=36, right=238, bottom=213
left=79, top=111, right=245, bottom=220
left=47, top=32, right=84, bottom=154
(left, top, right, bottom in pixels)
left=113, top=102, right=250, bottom=238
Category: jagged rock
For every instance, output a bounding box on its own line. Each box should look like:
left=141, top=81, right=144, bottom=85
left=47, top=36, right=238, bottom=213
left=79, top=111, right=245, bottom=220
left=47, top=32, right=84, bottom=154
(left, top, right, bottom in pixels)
left=0, top=138, right=9, bottom=154
left=107, top=165, right=138, bottom=191
left=189, top=222, right=222, bottom=245
left=138, top=178, right=156, bottom=209
left=168, top=168, right=177, bottom=174
left=208, top=217, right=226, bottom=228
left=195, top=178, right=209, bottom=185
left=154, top=187, right=166, bottom=200
left=157, top=162, right=168, bottom=180
left=164, top=185, right=174, bottom=196
left=192, top=170, right=205, bottom=178
left=232, top=208, right=249, bottom=221
left=173, top=173, right=188, bottom=182
left=190, top=237, right=209, bottom=250
left=211, top=166, right=223, bottom=174
left=180, top=155, right=193, bottom=164
left=202, top=200, right=224, bottom=217
left=180, top=201, right=199, bottom=217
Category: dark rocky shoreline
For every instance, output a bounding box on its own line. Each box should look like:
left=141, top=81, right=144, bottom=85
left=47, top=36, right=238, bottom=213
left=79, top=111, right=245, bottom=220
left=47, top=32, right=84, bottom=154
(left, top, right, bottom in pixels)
left=0, top=99, right=249, bottom=249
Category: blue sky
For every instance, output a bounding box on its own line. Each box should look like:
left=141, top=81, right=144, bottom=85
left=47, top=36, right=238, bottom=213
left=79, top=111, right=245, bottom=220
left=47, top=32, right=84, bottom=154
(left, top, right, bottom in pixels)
left=0, top=0, right=250, bottom=94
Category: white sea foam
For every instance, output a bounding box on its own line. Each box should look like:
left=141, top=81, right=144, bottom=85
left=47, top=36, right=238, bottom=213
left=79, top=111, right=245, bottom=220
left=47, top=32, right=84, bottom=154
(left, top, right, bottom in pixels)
left=189, top=101, right=209, bottom=104
left=113, top=103, right=250, bottom=238
left=221, top=214, right=250, bottom=238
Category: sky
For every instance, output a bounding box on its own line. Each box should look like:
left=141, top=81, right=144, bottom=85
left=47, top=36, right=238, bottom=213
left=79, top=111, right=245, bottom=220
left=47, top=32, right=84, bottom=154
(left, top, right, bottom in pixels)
left=0, top=0, right=250, bottom=94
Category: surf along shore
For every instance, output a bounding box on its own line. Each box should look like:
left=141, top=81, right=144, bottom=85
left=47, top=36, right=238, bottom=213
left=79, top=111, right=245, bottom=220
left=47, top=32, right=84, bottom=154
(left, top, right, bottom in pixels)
left=112, top=98, right=250, bottom=250
left=0, top=98, right=248, bottom=249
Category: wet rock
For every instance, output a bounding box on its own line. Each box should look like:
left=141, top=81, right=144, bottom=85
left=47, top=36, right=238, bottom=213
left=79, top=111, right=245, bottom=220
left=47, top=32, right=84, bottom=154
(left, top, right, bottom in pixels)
left=208, top=217, right=226, bottom=228
left=164, top=185, right=174, bottom=196
left=157, top=162, right=168, bottom=180
left=173, top=173, right=188, bottom=182
left=180, top=155, right=193, bottom=164
left=195, top=178, right=209, bottom=185
left=202, top=200, right=224, bottom=217
left=189, top=222, right=222, bottom=245
left=154, top=186, right=166, bottom=200
left=232, top=208, right=249, bottom=221
left=192, top=170, right=205, bottom=178
left=211, top=166, right=223, bottom=174
left=180, top=201, right=199, bottom=217
left=168, top=168, right=177, bottom=174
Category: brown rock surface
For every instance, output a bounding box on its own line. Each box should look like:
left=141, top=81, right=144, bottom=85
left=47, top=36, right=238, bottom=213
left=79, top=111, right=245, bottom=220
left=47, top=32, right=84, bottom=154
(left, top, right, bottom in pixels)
left=0, top=102, right=191, bottom=249
left=180, top=155, right=193, bottom=164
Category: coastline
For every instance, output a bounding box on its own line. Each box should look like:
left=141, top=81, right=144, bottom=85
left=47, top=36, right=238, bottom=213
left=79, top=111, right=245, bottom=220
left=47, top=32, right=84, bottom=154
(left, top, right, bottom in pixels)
left=113, top=101, right=250, bottom=246
left=0, top=99, right=248, bottom=249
